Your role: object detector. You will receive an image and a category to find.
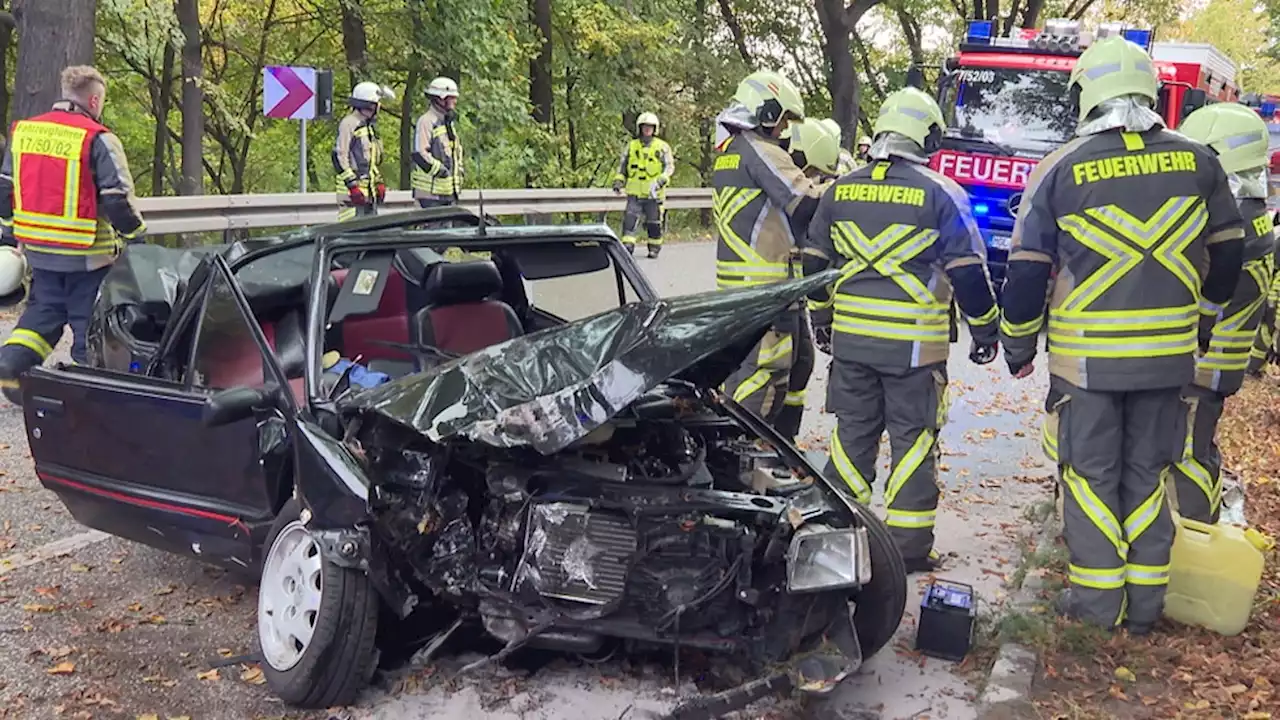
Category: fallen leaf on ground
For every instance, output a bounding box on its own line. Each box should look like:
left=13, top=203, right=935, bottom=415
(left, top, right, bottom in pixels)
left=69, top=563, right=91, bottom=572
left=240, top=664, right=265, bottom=685
left=153, top=585, right=176, bottom=596
left=22, top=603, right=57, bottom=613
left=196, top=668, right=219, bottom=681
left=46, top=661, right=75, bottom=675
left=126, top=602, right=143, bottom=612
left=1114, top=666, right=1136, bottom=683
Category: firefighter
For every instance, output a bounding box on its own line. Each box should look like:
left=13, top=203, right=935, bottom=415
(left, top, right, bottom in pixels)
left=1246, top=249, right=1280, bottom=374
left=998, top=37, right=1245, bottom=634
left=804, top=87, right=1000, bottom=572
left=774, top=120, right=842, bottom=443
left=714, top=70, right=824, bottom=431
left=856, top=136, right=872, bottom=164
left=612, top=112, right=675, bottom=258
left=1171, top=103, right=1276, bottom=523
left=333, top=81, right=390, bottom=222
left=412, top=76, right=463, bottom=209
left=0, top=65, right=146, bottom=406
left=818, top=118, right=858, bottom=176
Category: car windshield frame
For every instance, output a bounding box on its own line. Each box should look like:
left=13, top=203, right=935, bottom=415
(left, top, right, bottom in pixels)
left=940, top=65, right=1076, bottom=155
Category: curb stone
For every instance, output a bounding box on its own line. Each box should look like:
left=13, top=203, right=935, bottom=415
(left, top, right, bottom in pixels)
left=975, top=513, right=1062, bottom=719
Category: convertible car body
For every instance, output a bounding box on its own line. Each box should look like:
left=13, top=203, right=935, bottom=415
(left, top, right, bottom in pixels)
left=21, top=208, right=907, bottom=715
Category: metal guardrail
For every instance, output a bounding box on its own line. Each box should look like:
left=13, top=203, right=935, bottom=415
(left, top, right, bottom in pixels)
left=135, top=188, right=714, bottom=235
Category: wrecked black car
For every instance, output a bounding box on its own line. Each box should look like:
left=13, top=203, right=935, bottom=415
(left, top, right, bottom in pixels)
left=21, top=208, right=907, bottom=714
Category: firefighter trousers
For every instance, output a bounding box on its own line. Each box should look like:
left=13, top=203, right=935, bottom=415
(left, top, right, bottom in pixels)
left=774, top=308, right=814, bottom=442
left=621, top=196, right=664, bottom=248
left=824, top=359, right=948, bottom=562
left=1247, top=311, right=1275, bottom=374
left=1046, top=377, right=1181, bottom=630
left=1168, top=385, right=1226, bottom=524
left=0, top=267, right=110, bottom=374
left=724, top=308, right=800, bottom=426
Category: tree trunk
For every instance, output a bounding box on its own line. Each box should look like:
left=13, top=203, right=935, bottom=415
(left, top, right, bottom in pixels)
left=716, top=0, right=752, bottom=65
left=400, top=0, right=425, bottom=190
left=695, top=0, right=711, bottom=226
left=11, top=0, right=97, bottom=123
left=176, top=0, right=203, bottom=195
left=815, top=0, right=858, bottom=147
left=529, top=0, right=552, bottom=125
left=0, top=1, right=13, bottom=142
left=339, top=0, right=368, bottom=88
left=150, top=42, right=175, bottom=196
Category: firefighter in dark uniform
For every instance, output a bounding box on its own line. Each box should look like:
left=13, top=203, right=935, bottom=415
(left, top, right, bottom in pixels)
left=804, top=87, right=1000, bottom=572
left=0, top=65, right=147, bottom=406
left=411, top=76, right=462, bottom=209
left=334, top=81, right=390, bottom=222
left=713, top=70, right=824, bottom=430
left=999, top=36, right=1245, bottom=634
left=775, top=119, right=841, bottom=443
left=1173, top=103, right=1276, bottom=523
left=1246, top=246, right=1280, bottom=374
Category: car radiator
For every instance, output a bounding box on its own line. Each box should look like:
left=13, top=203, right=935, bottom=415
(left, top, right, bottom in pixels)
left=519, top=502, right=638, bottom=606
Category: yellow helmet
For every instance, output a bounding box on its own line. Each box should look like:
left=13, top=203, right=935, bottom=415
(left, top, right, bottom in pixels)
left=872, top=87, right=945, bottom=150
left=1179, top=102, right=1271, bottom=174
left=1069, top=36, right=1158, bottom=122
left=790, top=119, right=841, bottom=176
left=734, top=70, right=805, bottom=127
left=818, top=118, right=842, bottom=142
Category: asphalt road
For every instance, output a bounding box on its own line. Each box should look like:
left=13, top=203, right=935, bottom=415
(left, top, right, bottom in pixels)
left=0, top=240, right=1053, bottom=720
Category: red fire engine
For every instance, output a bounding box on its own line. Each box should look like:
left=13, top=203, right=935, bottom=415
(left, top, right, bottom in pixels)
left=932, top=20, right=1238, bottom=286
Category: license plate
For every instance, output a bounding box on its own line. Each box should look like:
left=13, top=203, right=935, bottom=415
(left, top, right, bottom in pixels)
left=987, top=233, right=1012, bottom=251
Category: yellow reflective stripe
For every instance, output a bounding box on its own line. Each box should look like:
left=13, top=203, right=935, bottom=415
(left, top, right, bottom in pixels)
left=1174, top=408, right=1220, bottom=513
left=12, top=210, right=95, bottom=231
left=832, top=316, right=949, bottom=342
left=1123, top=476, right=1167, bottom=541
left=884, top=429, right=934, bottom=508
left=1049, top=304, right=1197, bottom=331
left=1063, top=466, right=1127, bottom=560
left=808, top=296, right=834, bottom=311
left=1047, top=329, right=1197, bottom=358
left=969, top=303, right=998, bottom=325
left=757, top=335, right=793, bottom=366
left=731, top=368, right=771, bottom=403
left=1069, top=564, right=1125, bottom=590
left=713, top=186, right=767, bottom=266
left=831, top=427, right=873, bottom=504
left=1125, top=563, right=1170, bottom=586
left=15, top=224, right=101, bottom=247
left=1001, top=315, right=1044, bottom=338
left=785, top=390, right=806, bottom=406
left=1041, top=415, right=1059, bottom=463
left=1084, top=196, right=1204, bottom=295
left=834, top=294, right=947, bottom=320
left=885, top=508, right=936, bottom=529
left=4, top=329, right=53, bottom=359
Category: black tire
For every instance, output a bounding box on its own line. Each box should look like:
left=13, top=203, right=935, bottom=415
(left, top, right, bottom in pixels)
left=849, top=501, right=907, bottom=660
left=258, top=499, right=380, bottom=708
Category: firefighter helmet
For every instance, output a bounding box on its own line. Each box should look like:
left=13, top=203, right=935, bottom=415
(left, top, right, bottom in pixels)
left=858, top=135, right=872, bottom=148
left=872, top=87, right=945, bottom=151
left=818, top=118, right=842, bottom=142
left=1069, top=36, right=1158, bottom=122
left=426, top=76, right=459, bottom=100
left=0, top=246, right=27, bottom=307
left=350, top=81, right=393, bottom=110
left=734, top=70, right=805, bottom=127
left=636, top=112, right=660, bottom=134
left=1179, top=102, right=1272, bottom=174
left=790, top=119, right=840, bottom=176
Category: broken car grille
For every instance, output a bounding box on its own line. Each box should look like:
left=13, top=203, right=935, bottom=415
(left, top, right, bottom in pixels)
left=520, top=502, right=638, bottom=605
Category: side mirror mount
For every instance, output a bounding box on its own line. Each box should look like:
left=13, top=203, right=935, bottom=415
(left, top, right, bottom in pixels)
left=202, top=386, right=275, bottom=427
left=1182, top=88, right=1208, bottom=119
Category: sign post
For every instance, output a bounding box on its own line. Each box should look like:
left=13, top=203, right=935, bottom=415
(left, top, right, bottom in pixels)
left=264, top=66, right=334, bottom=192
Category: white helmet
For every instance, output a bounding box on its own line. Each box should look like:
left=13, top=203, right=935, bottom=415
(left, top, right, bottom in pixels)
left=350, top=81, right=393, bottom=110
left=0, top=246, right=27, bottom=307
left=426, top=77, right=459, bottom=100
left=637, top=111, right=660, bottom=134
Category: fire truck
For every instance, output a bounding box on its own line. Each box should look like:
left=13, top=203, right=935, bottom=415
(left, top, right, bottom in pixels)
left=932, top=19, right=1239, bottom=287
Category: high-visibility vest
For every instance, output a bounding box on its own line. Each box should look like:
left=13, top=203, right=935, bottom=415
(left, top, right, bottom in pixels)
left=622, top=138, right=671, bottom=199
left=10, top=110, right=110, bottom=254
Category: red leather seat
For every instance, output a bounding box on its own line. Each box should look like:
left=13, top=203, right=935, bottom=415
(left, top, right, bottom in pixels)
left=412, top=260, right=523, bottom=356
left=333, top=265, right=414, bottom=365
left=200, top=310, right=307, bottom=404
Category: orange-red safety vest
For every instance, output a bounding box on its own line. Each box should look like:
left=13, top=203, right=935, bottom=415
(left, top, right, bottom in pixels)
left=10, top=110, right=107, bottom=253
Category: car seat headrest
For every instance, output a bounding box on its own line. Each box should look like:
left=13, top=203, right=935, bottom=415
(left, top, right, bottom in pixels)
left=424, top=260, right=503, bottom=306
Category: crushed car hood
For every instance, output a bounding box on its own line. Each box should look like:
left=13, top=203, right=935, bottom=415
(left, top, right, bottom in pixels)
left=341, top=271, right=837, bottom=454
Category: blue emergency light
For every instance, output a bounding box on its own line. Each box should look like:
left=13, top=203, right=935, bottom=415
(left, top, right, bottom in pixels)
left=972, top=202, right=990, bottom=216
left=1264, top=102, right=1277, bottom=118
left=966, top=20, right=994, bottom=45
left=1122, top=28, right=1153, bottom=51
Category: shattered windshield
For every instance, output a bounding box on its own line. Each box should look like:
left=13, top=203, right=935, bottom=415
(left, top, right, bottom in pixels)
left=941, top=67, right=1075, bottom=155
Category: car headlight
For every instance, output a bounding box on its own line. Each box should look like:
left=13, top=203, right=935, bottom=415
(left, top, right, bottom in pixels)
left=786, top=524, right=871, bottom=593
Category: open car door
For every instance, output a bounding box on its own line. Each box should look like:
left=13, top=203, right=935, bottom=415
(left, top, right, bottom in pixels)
left=23, top=255, right=296, bottom=573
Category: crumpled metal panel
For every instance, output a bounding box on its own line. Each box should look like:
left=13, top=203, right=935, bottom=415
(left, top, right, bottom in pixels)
left=341, top=272, right=836, bottom=455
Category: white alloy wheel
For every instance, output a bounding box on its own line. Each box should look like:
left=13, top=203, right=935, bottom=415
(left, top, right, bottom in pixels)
left=258, top=521, right=324, bottom=671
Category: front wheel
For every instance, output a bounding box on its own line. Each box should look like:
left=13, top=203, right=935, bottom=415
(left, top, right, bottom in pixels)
left=258, top=499, right=380, bottom=708
left=849, top=502, right=907, bottom=660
